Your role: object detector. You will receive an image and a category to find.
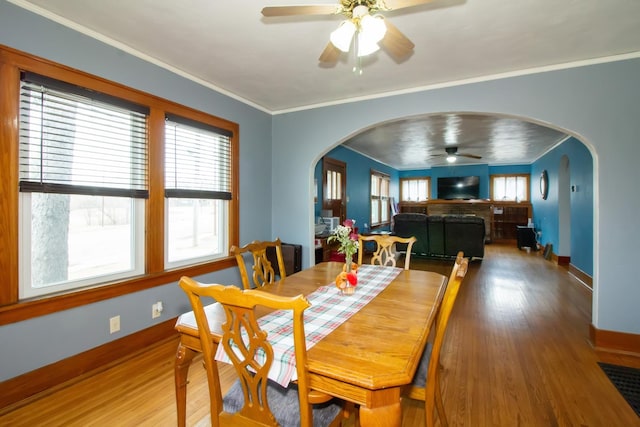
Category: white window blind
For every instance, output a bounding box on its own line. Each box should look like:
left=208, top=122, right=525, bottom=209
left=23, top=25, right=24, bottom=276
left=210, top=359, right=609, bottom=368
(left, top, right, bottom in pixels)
left=165, top=115, right=232, bottom=200
left=19, top=72, right=149, bottom=198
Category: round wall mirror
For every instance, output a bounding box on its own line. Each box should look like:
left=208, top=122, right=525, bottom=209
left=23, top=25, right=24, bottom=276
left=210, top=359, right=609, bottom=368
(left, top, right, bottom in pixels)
left=540, top=170, right=549, bottom=200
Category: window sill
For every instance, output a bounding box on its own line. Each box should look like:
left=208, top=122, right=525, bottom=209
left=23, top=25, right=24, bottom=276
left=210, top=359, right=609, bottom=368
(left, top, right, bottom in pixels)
left=0, top=256, right=237, bottom=326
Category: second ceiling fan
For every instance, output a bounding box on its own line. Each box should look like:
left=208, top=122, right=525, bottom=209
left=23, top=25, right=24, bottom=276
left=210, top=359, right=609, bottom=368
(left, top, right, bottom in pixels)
left=432, top=146, right=482, bottom=163
left=262, top=0, right=437, bottom=65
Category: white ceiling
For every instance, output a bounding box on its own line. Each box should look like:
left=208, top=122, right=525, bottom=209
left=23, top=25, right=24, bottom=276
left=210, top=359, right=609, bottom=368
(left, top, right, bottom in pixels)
left=11, top=0, right=640, bottom=168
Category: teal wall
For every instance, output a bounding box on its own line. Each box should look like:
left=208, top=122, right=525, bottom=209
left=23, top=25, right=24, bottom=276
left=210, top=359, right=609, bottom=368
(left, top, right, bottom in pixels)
left=532, top=137, right=593, bottom=275
left=314, top=146, right=398, bottom=232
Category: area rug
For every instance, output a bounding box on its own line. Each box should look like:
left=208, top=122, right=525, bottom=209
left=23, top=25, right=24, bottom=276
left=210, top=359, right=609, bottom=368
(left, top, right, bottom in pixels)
left=598, top=362, right=640, bottom=417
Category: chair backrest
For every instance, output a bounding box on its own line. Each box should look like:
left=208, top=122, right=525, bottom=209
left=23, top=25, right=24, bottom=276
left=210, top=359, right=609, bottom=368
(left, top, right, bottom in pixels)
left=357, top=234, right=417, bottom=270
left=231, top=238, right=287, bottom=289
left=425, top=251, right=469, bottom=411
left=179, top=276, right=314, bottom=427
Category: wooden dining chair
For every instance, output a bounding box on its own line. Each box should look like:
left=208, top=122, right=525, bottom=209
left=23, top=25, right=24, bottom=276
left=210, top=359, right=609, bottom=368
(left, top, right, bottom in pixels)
left=404, top=251, right=469, bottom=427
left=231, top=238, right=287, bottom=289
left=357, top=234, right=417, bottom=270
left=179, top=276, right=344, bottom=427
left=174, top=239, right=286, bottom=426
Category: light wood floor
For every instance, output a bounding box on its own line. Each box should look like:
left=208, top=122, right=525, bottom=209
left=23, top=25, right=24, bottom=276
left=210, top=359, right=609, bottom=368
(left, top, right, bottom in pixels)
left=2, top=244, right=639, bottom=426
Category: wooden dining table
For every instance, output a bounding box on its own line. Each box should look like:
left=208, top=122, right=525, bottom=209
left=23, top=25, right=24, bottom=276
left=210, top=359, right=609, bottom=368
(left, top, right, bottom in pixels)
left=174, top=261, right=448, bottom=427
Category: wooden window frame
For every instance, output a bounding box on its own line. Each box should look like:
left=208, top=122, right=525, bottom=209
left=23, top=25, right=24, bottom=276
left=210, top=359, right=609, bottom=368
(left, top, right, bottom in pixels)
left=370, top=170, right=391, bottom=228
left=0, top=45, right=239, bottom=325
left=490, top=173, right=531, bottom=202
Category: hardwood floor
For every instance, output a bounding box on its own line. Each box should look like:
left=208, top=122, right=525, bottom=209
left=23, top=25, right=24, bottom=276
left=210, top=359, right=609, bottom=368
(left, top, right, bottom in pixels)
left=1, top=243, right=639, bottom=426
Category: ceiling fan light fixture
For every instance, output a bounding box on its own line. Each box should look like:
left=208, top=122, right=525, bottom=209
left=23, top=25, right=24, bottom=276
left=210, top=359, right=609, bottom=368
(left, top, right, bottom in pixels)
left=357, top=30, right=381, bottom=56
left=446, top=155, right=457, bottom=163
left=330, top=20, right=356, bottom=52
left=360, top=14, right=386, bottom=43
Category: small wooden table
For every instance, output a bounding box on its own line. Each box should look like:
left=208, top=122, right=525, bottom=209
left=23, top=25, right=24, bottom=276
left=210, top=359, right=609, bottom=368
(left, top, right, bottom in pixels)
left=174, top=262, right=447, bottom=427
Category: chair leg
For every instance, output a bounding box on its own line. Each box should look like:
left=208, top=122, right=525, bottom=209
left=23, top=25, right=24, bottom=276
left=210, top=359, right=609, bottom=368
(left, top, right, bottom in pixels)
left=434, top=381, right=448, bottom=427
left=425, top=402, right=436, bottom=427
left=174, top=343, right=197, bottom=427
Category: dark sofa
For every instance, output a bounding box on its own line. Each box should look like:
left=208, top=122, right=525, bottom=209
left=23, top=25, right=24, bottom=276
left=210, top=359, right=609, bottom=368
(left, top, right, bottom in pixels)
left=392, top=213, right=485, bottom=259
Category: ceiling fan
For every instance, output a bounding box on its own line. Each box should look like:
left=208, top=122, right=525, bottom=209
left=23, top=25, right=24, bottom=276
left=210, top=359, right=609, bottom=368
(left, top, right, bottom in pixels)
left=261, top=0, right=436, bottom=65
left=433, top=146, right=483, bottom=163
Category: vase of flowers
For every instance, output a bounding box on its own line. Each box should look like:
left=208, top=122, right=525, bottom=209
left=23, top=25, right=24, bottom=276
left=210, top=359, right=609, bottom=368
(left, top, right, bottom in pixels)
left=328, top=219, right=359, bottom=294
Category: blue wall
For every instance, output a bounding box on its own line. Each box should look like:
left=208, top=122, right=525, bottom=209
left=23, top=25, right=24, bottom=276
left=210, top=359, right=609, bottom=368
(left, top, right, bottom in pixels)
left=0, top=0, right=633, bottom=383
left=0, top=1, right=271, bottom=381
left=270, top=60, right=640, bottom=336
left=321, top=141, right=594, bottom=277
left=532, top=137, right=593, bottom=275
left=314, top=146, right=398, bottom=231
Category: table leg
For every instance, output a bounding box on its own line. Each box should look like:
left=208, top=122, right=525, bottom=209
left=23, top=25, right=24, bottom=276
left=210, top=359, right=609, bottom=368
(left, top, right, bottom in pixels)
left=359, top=398, right=402, bottom=427
left=175, top=342, right=197, bottom=427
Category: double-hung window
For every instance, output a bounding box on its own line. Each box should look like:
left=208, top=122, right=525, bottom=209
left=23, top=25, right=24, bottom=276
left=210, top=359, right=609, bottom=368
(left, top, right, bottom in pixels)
left=370, top=171, right=390, bottom=226
left=491, top=174, right=530, bottom=202
left=400, top=177, right=430, bottom=202
left=164, top=115, right=232, bottom=267
left=18, top=73, right=148, bottom=298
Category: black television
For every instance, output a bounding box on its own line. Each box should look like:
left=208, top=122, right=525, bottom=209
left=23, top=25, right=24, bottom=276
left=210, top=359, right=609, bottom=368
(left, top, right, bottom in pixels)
left=437, top=176, right=480, bottom=200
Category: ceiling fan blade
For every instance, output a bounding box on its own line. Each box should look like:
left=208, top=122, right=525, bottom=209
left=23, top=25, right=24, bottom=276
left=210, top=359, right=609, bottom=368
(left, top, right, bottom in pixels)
left=460, top=153, right=483, bottom=159
left=380, top=19, right=414, bottom=61
left=319, top=42, right=341, bottom=64
left=261, top=5, right=342, bottom=17
left=382, top=0, right=437, bottom=11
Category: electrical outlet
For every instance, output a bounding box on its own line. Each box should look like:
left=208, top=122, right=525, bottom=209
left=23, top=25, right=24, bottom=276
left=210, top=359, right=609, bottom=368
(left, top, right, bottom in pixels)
left=152, top=301, right=163, bottom=319
left=109, top=315, right=120, bottom=334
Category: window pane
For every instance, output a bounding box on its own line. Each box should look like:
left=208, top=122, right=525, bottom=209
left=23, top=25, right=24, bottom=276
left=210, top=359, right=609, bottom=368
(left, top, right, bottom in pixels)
left=493, top=177, right=506, bottom=200
left=371, top=199, right=380, bottom=224
left=401, top=178, right=429, bottom=201
left=381, top=198, right=389, bottom=222
left=20, top=193, right=143, bottom=298
left=418, top=180, right=428, bottom=200
left=492, top=175, right=528, bottom=201
left=371, top=175, right=379, bottom=196
left=381, top=178, right=389, bottom=197
left=401, top=180, right=409, bottom=201
left=516, top=177, right=527, bottom=201
left=166, top=198, right=227, bottom=265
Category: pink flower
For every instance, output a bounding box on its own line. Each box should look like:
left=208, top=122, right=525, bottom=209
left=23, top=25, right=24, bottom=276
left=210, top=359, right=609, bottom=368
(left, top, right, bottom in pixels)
left=343, top=219, right=354, bottom=228
left=349, top=232, right=359, bottom=241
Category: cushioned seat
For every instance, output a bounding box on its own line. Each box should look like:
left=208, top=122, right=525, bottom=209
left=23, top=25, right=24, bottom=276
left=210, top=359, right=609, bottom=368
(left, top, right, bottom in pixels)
left=223, top=379, right=342, bottom=427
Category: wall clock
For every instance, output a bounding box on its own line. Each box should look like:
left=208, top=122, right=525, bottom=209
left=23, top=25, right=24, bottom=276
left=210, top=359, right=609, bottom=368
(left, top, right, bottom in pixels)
left=540, top=170, right=549, bottom=200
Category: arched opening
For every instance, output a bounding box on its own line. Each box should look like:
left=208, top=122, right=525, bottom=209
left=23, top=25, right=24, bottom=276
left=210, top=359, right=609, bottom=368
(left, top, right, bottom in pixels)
left=310, top=112, right=593, bottom=279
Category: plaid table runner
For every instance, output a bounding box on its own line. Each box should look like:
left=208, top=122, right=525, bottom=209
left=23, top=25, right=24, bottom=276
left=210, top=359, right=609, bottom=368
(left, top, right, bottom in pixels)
left=215, top=264, right=402, bottom=387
